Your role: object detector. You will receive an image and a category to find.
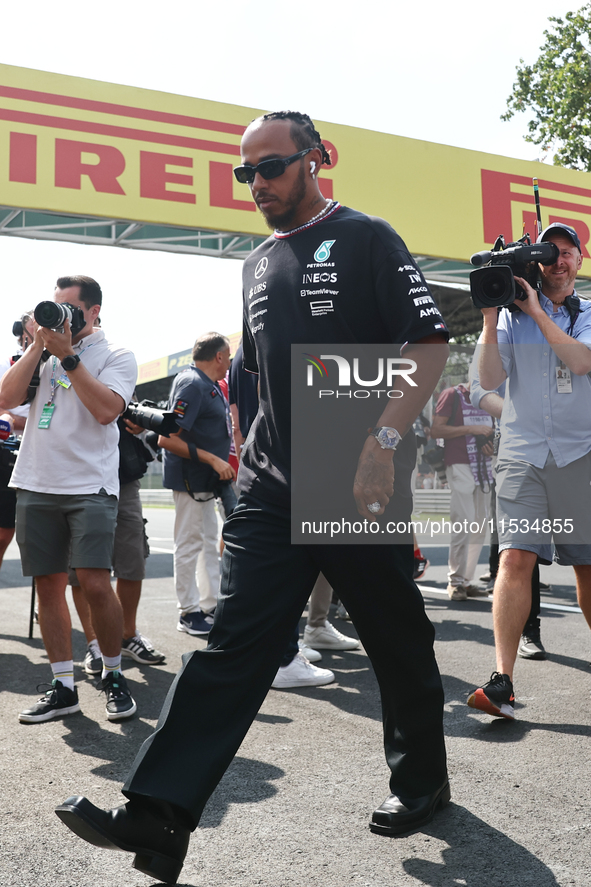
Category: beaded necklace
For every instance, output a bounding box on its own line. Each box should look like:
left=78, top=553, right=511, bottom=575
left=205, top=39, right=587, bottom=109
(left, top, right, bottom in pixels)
left=274, top=200, right=340, bottom=239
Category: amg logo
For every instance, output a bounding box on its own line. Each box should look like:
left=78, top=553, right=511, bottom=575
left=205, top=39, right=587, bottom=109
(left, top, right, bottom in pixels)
left=419, top=306, right=441, bottom=318
left=413, top=295, right=433, bottom=306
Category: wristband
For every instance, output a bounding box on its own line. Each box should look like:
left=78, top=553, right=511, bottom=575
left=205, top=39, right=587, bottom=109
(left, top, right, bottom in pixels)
left=188, top=442, right=199, bottom=462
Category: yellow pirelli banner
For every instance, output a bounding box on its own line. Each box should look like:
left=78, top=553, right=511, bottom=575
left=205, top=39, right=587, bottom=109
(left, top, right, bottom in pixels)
left=3, top=63, right=591, bottom=273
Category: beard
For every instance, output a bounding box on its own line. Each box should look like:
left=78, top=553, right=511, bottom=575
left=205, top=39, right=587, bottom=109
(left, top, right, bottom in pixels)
left=257, top=164, right=308, bottom=231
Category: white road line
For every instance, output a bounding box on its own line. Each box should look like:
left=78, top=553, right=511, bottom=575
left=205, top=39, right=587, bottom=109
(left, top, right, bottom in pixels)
left=417, top=585, right=582, bottom=614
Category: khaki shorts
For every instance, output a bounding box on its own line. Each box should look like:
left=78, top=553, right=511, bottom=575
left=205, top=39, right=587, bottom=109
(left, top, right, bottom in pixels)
left=496, top=450, right=591, bottom=566
left=16, top=488, right=118, bottom=576
left=69, top=479, right=149, bottom=585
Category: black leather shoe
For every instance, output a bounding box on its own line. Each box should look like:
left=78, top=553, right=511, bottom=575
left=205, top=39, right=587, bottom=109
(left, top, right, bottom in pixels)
left=370, top=779, right=451, bottom=836
left=55, top=796, right=190, bottom=884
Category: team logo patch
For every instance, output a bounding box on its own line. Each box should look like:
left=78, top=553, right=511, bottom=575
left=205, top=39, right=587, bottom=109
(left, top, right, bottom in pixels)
left=254, top=257, right=268, bottom=279
left=314, top=240, right=336, bottom=262
left=174, top=400, right=188, bottom=416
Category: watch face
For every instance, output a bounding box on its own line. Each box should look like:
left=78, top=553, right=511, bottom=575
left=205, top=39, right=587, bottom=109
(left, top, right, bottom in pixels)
left=377, top=428, right=399, bottom=448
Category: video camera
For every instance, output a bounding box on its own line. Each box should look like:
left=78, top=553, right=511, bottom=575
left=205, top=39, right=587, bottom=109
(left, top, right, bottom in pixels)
left=33, top=301, right=86, bottom=337
left=123, top=400, right=179, bottom=438
left=469, top=234, right=559, bottom=310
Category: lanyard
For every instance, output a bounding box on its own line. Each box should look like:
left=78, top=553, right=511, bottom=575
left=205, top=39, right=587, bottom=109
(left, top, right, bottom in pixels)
left=47, top=342, right=95, bottom=405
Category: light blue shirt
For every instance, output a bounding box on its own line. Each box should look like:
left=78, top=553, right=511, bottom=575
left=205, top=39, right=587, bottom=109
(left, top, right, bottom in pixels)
left=474, top=292, right=591, bottom=469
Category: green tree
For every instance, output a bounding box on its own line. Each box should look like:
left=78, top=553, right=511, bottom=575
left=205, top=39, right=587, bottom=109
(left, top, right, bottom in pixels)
left=503, top=4, right=591, bottom=170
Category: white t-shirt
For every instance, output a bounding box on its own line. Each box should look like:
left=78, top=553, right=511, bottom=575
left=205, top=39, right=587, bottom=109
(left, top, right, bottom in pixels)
left=10, top=330, right=137, bottom=496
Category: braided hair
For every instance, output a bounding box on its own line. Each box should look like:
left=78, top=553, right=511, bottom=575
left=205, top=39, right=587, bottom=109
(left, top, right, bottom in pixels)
left=258, top=111, right=332, bottom=166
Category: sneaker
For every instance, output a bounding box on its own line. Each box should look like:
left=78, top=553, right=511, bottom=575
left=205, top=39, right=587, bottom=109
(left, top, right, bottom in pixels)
left=467, top=672, right=515, bottom=719
left=335, top=602, right=351, bottom=621
left=272, top=653, right=335, bottom=689
left=98, top=671, right=137, bottom=721
left=303, top=620, right=359, bottom=651
left=413, top=556, right=430, bottom=580
left=19, top=680, right=80, bottom=724
left=518, top=622, right=546, bottom=660
left=479, top=571, right=492, bottom=582
left=485, top=577, right=496, bottom=593
left=177, top=610, right=213, bottom=636
left=83, top=645, right=102, bottom=676
left=298, top=640, right=322, bottom=662
left=539, top=580, right=551, bottom=590
left=447, top=583, right=467, bottom=601
left=121, top=633, right=165, bottom=665
left=464, top=583, right=489, bottom=598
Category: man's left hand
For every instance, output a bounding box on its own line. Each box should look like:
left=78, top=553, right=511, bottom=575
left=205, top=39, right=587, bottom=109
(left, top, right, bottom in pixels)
left=353, top=439, right=395, bottom=519
left=123, top=418, right=143, bottom=435
left=513, top=277, right=542, bottom=318
left=38, top=319, right=75, bottom=361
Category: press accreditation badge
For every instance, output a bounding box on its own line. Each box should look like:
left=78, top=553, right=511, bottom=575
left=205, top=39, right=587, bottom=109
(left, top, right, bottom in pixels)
left=38, top=403, right=55, bottom=429
left=556, top=365, right=572, bottom=393
left=57, top=373, right=72, bottom=389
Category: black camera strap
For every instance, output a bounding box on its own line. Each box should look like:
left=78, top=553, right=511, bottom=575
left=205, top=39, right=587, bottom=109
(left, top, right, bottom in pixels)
left=564, top=294, right=581, bottom=337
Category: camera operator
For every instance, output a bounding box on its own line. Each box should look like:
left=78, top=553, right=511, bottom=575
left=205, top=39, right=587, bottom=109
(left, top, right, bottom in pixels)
left=468, top=223, right=591, bottom=720
left=0, top=275, right=138, bottom=724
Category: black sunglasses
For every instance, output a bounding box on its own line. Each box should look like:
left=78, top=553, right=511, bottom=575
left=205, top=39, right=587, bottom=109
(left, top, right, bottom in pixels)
left=233, top=148, right=313, bottom=184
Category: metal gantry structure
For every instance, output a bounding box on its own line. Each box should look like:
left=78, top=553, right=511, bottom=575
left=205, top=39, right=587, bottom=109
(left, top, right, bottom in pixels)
left=2, top=205, right=590, bottom=316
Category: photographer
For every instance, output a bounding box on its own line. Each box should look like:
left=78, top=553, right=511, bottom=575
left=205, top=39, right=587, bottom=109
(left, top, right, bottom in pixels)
left=468, top=223, right=591, bottom=720
left=432, top=383, right=493, bottom=600
left=159, top=332, right=236, bottom=637
left=0, top=275, right=138, bottom=724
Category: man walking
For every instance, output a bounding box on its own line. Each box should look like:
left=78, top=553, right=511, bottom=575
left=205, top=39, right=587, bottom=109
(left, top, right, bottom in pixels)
left=56, top=113, right=450, bottom=884
left=468, top=223, right=591, bottom=719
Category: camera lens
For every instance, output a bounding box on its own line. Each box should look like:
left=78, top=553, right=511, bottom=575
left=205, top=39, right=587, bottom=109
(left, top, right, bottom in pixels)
left=470, top=265, right=516, bottom=309
left=482, top=275, right=508, bottom=301
left=34, top=301, right=68, bottom=328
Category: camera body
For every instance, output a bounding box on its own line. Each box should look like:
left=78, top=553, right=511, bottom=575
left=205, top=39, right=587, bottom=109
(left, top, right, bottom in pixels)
left=123, top=400, right=179, bottom=438
left=34, top=301, right=86, bottom=337
left=469, top=235, right=559, bottom=310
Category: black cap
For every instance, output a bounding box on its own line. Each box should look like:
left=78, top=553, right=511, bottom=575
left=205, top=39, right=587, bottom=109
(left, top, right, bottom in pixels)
left=537, top=222, right=582, bottom=252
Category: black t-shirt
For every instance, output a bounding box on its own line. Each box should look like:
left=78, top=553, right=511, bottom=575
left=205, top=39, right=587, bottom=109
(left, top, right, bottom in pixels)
left=228, top=341, right=259, bottom=437
left=163, top=366, right=231, bottom=493
left=239, top=204, right=449, bottom=508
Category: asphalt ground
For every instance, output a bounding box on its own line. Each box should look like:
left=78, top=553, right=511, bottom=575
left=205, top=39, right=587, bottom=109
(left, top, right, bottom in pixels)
left=1, top=507, right=591, bottom=886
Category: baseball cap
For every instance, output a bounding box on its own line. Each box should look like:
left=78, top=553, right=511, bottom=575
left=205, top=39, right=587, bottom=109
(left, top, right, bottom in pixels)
left=537, top=222, right=582, bottom=252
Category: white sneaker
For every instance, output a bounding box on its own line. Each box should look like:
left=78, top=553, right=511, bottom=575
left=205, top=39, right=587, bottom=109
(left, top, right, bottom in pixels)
left=271, top=653, right=335, bottom=689
left=336, top=603, right=351, bottom=621
left=303, top=620, right=360, bottom=651
left=298, top=640, right=322, bottom=662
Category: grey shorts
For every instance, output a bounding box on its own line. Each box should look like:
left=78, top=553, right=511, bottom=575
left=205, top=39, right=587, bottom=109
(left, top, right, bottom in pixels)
left=112, top=479, right=149, bottom=581
left=69, top=480, right=149, bottom=585
left=16, top=488, right=118, bottom=577
left=496, top=450, right=591, bottom=566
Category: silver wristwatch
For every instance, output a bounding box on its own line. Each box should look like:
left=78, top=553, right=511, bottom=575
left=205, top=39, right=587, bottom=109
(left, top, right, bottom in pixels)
left=368, top=426, right=401, bottom=450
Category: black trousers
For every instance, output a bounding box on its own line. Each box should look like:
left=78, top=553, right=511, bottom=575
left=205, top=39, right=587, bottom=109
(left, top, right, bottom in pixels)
left=123, top=493, right=447, bottom=828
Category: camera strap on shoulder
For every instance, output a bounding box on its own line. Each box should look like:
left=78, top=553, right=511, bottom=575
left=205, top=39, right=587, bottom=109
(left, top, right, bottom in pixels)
left=564, top=294, right=581, bottom=336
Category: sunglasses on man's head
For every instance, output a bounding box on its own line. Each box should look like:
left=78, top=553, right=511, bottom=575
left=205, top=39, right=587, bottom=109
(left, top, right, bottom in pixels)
left=233, top=148, right=313, bottom=184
